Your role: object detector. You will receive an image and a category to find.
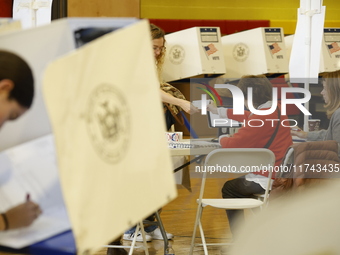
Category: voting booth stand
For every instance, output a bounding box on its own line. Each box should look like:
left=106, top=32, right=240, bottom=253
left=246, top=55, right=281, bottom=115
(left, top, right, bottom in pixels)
left=162, top=27, right=226, bottom=82
left=221, top=27, right=289, bottom=81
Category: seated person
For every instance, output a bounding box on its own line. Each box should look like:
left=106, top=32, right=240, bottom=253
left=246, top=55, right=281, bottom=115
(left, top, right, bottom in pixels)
left=0, top=50, right=41, bottom=231
left=291, top=70, right=340, bottom=156
left=208, top=74, right=293, bottom=236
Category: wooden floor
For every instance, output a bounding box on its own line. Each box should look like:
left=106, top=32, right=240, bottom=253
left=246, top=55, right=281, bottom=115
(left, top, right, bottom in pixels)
left=94, top=177, right=232, bottom=255
left=0, top=177, right=232, bottom=255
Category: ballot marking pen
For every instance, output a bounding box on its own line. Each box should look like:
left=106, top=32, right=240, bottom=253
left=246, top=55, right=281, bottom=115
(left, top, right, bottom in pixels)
left=26, top=193, right=30, bottom=202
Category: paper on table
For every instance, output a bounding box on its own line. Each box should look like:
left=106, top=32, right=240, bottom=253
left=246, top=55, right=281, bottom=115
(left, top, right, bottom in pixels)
left=0, top=134, right=70, bottom=249
left=43, top=20, right=177, bottom=254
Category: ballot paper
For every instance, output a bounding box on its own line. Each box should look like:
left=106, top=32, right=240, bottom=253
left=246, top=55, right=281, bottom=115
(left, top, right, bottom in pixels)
left=0, top=134, right=70, bottom=249
left=43, top=20, right=177, bottom=254
left=13, top=0, right=53, bottom=29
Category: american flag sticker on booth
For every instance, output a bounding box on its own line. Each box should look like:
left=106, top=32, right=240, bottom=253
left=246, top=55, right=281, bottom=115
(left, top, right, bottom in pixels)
left=268, top=42, right=282, bottom=55
left=328, top=42, right=340, bottom=54
left=203, top=43, right=218, bottom=59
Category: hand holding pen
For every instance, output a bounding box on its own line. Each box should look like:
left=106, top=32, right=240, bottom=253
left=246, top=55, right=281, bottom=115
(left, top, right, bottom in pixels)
left=1, top=193, right=42, bottom=230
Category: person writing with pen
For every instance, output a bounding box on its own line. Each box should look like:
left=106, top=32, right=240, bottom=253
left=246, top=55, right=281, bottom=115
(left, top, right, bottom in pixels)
left=0, top=50, right=41, bottom=231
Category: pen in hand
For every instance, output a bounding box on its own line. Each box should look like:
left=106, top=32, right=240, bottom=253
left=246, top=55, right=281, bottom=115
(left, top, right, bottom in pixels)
left=26, top=193, right=30, bottom=202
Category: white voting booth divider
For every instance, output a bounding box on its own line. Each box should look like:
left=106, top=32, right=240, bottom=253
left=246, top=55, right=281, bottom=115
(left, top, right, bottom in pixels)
left=162, top=27, right=226, bottom=82
left=43, top=19, right=177, bottom=254
left=288, top=0, right=325, bottom=132
left=0, top=17, right=138, bottom=152
left=220, top=27, right=289, bottom=81
left=12, top=0, right=53, bottom=29
left=285, top=28, right=340, bottom=73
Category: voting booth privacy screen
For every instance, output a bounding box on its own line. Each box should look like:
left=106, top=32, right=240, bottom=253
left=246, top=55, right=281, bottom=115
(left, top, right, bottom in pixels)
left=321, top=28, right=340, bottom=72
left=43, top=19, right=177, bottom=254
left=221, top=27, right=289, bottom=81
left=286, top=28, right=340, bottom=73
left=0, top=17, right=138, bottom=151
left=162, top=27, right=226, bottom=82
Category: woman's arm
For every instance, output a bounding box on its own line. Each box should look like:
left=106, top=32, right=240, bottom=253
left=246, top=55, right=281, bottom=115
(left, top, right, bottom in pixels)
left=160, top=90, right=198, bottom=114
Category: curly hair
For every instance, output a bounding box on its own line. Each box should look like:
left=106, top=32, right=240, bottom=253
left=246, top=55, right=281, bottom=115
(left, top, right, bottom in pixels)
left=150, top=23, right=166, bottom=82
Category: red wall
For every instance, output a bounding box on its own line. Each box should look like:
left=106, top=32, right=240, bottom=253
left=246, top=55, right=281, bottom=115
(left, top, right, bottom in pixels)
left=0, top=0, right=13, bottom=17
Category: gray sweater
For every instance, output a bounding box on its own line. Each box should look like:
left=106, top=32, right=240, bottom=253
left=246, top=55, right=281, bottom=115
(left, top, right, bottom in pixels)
left=307, top=107, right=340, bottom=156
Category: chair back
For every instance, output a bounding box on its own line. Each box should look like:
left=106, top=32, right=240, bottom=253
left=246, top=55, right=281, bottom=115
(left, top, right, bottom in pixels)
left=199, top=148, right=276, bottom=204
left=205, top=148, right=275, bottom=173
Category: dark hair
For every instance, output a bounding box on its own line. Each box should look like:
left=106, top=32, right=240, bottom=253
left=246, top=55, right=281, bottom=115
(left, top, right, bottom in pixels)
left=0, top=50, right=34, bottom=108
left=237, top=74, right=272, bottom=107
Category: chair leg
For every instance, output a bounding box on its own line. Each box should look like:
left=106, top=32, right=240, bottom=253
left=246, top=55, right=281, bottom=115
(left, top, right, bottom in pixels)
left=128, top=223, right=140, bottom=255
left=139, top=221, right=149, bottom=255
left=189, top=204, right=204, bottom=255
left=198, top=214, right=208, bottom=255
left=154, top=210, right=169, bottom=254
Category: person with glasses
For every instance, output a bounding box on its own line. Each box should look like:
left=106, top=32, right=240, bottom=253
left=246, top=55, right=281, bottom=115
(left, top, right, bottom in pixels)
left=107, top=24, right=197, bottom=255
left=151, top=24, right=199, bottom=115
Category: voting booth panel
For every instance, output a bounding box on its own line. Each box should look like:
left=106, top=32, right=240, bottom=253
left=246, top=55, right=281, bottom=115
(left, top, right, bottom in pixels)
left=320, top=28, right=340, bottom=72
left=0, top=17, right=138, bottom=151
left=162, top=27, right=226, bottom=82
left=221, top=27, right=289, bottom=81
left=285, top=28, right=340, bottom=73
left=43, top=20, right=177, bottom=254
